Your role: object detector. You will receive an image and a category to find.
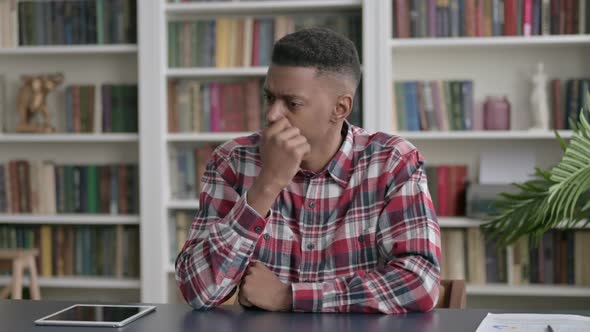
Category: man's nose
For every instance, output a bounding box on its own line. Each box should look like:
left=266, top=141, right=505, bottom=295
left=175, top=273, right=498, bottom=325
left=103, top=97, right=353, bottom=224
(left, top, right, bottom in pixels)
left=266, top=102, right=285, bottom=124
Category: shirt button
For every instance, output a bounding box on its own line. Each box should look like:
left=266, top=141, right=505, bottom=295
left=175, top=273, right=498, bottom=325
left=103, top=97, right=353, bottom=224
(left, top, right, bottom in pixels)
left=263, top=233, right=270, bottom=240
left=254, top=226, right=262, bottom=233
left=358, top=235, right=364, bottom=243
left=308, top=201, right=315, bottom=209
left=307, top=243, right=314, bottom=250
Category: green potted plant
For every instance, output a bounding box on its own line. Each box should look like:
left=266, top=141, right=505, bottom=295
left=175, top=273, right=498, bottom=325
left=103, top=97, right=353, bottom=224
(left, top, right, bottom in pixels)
left=481, top=95, right=590, bottom=246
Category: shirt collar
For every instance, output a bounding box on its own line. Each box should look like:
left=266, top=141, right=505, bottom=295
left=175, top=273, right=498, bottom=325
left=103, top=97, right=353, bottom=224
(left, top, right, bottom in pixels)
left=326, top=121, right=355, bottom=188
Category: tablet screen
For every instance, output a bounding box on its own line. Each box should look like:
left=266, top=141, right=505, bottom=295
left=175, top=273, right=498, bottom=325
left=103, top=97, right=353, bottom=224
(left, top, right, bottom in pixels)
left=44, top=305, right=144, bottom=322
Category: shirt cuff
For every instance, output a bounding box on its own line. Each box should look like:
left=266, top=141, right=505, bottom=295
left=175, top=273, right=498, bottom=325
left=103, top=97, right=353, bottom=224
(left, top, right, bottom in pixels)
left=228, top=192, right=270, bottom=242
left=291, top=281, right=338, bottom=312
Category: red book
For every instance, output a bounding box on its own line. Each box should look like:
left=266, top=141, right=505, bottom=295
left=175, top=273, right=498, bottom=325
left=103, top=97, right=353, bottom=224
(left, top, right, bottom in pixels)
left=476, top=0, right=486, bottom=36
left=465, top=0, right=476, bottom=37
left=436, top=166, right=450, bottom=216
left=395, top=0, right=410, bottom=38
left=209, top=83, right=221, bottom=132
left=9, top=161, right=20, bottom=213
left=252, top=19, right=260, bottom=66
left=72, top=86, right=81, bottom=133
left=244, top=79, right=261, bottom=131
left=450, top=166, right=468, bottom=216
left=551, top=80, right=563, bottom=130
left=523, top=0, right=533, bottom=36
left=504, top=0, right=518, bottom=35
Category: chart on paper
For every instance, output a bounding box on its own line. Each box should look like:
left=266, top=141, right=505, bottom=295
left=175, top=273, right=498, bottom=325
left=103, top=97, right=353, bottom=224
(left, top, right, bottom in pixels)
left=476, top=313, right=590, bottom=332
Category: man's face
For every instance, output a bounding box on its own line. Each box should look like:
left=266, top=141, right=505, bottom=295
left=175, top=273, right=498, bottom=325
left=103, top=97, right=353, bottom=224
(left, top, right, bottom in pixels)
left=263, top=65, right=337, bottom=146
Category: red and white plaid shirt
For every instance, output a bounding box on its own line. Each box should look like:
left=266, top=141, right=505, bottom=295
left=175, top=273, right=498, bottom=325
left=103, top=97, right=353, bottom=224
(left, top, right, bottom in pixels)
left=175, top=123, right=441, bottom=314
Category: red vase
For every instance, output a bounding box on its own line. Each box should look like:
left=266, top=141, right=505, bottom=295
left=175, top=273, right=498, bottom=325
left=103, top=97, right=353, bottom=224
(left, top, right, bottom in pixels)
left=483, top=96, right=511, bottom=130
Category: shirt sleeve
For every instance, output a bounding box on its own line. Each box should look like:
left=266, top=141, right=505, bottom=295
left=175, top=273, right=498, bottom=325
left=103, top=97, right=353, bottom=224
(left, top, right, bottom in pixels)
left=291, top=149, right=441, bottom=314
left=175, top=151, right=268, bottom=310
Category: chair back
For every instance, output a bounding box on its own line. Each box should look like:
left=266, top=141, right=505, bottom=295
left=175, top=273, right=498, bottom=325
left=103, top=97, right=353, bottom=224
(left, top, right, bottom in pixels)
left=436, top=279, right=466, bottom=309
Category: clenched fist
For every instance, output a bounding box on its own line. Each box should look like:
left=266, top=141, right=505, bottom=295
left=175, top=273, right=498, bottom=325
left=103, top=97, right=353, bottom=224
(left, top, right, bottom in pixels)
left=259, top=118, right=311, bottom=189
left=247, top=118, right=311, bottom=216
left=238, top=261, right=292, bottom=311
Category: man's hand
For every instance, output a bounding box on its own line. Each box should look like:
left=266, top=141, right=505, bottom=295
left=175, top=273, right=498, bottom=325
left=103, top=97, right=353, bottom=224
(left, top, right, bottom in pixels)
left=238, top=261, right=292, bottom=311
left=258, top=118, right=311, bottom=189
left=247, top=118, right=311, bottom=216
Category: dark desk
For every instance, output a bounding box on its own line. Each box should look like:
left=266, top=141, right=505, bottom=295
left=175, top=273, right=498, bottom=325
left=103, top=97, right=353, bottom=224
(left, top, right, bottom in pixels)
left=2, top=300, right=588, bottom=332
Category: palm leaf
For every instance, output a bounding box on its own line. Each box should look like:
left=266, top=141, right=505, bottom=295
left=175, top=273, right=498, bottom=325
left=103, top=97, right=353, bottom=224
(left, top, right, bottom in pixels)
left=545, top=113, right=590, bottom=226
left=481, top=92, right=590, bottom=246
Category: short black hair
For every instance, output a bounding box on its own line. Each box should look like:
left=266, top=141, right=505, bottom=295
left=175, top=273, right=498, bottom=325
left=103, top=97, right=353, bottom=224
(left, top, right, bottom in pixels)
left=271, top=27, right=361, bottom=92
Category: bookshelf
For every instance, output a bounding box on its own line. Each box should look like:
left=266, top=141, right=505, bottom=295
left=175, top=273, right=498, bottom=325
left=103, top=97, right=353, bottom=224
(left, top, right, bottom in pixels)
left=167, top=67, right=268, bottom=78
left=0, top=276, right=140, bottom=289
left=0, top=133, right=139, bottom=143
left=376, top=1, right=590, bottom=309
left=0, top=0, right=140, bottom=301
left=0, top=45, right=137, bottom=55
left=0, top=214, right=139, bottom=225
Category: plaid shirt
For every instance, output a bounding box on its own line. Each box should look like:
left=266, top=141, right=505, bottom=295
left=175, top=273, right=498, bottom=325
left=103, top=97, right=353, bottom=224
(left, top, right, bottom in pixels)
left=176, top=123, right=441, bottom=314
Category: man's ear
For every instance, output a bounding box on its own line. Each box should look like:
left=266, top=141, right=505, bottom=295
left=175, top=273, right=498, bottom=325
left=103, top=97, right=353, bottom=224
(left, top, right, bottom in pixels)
left=331, top=94, right=354, bottom=123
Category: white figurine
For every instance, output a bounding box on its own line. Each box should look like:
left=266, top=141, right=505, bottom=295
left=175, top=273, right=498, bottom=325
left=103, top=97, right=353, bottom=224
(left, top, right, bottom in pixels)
left=529, top=62, right=550, bottom=131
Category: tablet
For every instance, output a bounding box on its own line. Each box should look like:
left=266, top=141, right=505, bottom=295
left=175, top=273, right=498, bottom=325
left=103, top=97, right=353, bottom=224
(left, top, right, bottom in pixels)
left=34, top=304, right=156, bottom=328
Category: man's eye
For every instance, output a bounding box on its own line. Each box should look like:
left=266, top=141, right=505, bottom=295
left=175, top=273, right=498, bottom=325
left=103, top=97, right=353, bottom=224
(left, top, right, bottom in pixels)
left=264, top=94, right=275, bottom=103
left=289, top=102, right=300, bottom=108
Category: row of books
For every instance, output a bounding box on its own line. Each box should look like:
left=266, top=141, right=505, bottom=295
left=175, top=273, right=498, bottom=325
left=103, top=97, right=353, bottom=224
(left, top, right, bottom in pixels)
left=425, top=165, right=468, bottom=216
left=168, top=14, right=362, bottom=68
left=393, top=0, right=590, bottom=39
left=168, top=78, right=364, bottom=133
left=0, top=161, right=139, bottom=215
left=393, top=80, right=474, bottom=132
left=168, top=79, right=263, bottom=133
left=170, top=210, right=192, bottom=263
left=442, top=228, right=590, bottom=286
left=550, top=79, right=590, bottom=130
left=170, top=145, right=217, bottom=199
left=0, top=224, right=140, bottom=278
left=0, top=0, right=137, bottom=48
left=65, top=84, right=138, bottom=133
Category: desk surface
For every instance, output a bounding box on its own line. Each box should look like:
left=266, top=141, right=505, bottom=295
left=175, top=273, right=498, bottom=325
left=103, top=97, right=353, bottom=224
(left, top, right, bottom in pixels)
left=2, top=300, right=589, bottom=332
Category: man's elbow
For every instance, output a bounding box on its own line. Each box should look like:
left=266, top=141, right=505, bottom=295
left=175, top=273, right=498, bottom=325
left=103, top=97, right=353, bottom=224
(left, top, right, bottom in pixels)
left=415, top=281, right=439, bottom=312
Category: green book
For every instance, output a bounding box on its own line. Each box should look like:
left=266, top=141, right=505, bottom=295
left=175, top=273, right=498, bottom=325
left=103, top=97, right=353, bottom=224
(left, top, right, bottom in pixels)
left=64, top=166, right=74, bottom=213
left=96, top=0, right=104, bottom=44
left=443, top=82, right=453, bottom=131
left=450, top=82, right=464, bottom=131
left=128, top=85, right=138, bottom=133
left=112, top=86, right=123, bottom=132
left=87, top=165, right=98, bottom=214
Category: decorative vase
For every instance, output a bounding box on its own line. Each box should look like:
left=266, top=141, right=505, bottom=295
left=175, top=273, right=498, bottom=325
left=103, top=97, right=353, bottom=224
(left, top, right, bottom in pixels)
left=483, top=96, right=511, bottom=130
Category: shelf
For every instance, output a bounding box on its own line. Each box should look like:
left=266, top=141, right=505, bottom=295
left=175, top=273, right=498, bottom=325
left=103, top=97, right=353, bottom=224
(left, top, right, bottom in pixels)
left=467, top=284, right=590, bottom=297
left=166, top=0, right=362, bottom=16
left=390, top=35, right=590, bottom=50
left=0, top=45, right=138, bottom=55
left=0, top=133, right=139, bottom=143
left=439, top=217, right=485, bottom=228
left=167, top=132, right=251, bottom=142
left=168, top=200, right=200, bottom=210
left=167, top=67, right=268, bottom=78
left=0, top=276, right=140, bottom=289
left=0, top=214, right=140, bottom=225
left=396, top=130, right=573, bottom=140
